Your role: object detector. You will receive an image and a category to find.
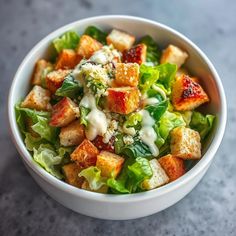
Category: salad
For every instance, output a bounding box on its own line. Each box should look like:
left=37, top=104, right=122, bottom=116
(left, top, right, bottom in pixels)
left=15, top=26, right=215, bottom=194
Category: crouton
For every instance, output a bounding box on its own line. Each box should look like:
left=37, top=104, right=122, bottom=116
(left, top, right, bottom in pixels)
left=71, top=139, right=99, bottom=168
left=123, top=44, right=147, bottom=65
left=175, top=67, right=189, bottom=78
left=172, top=74, right=209, bottom=111
left=77, top=35, right=102, bottom=59
left=106, top=29, right=135, bottom=52
left=62, top=163, right=84, bottom=188
left=158, top=154, right=185, bottom=181
left=21, top=85, right=51, bottom=111
left=107, top=87, right=140, bottom=114
left=59, top=120, right=85, bottom=146
left=96, top=151, right=124, bottom=178
left=50, top=97, right=78, bottom=127
left=170, top=127, right=201, bottom=159
left=46, top=69, right=71, bottom=93
left=31, top=59, right=53, bottom=86
left=114, top=63, right=139, bottom=87
left=161, top=44, right=188, bottom=68
left=92, top=136, right=115, bottom=153
left=55, top=49, right=81, bottom=70
left=81, top=180, right=108, bottom=193
left=142, top=159, right=169, bottom=190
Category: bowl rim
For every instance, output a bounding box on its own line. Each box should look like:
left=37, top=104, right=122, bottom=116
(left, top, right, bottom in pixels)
left=8, top=15, right=227, bottom=203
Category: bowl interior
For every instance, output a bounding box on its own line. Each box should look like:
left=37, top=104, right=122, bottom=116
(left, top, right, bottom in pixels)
left=8, top=16, right=226, bottom=197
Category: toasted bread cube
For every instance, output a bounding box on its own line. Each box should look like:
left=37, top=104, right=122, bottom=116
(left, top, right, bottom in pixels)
left=46, top=69, right=71, bottom=93
left=123, top=44, right=147, bottom=65
left=106, top=29, right=135, bottom=52
left=170, top=127, right=201, bottom=159
left=55, top=49, right=81, bottom=70
left=115, top=63, right=139, bottom=87
left=172, top=74, right=209, bottom=111
left=21, top=85, right=51, bottom=111
left=31, top=59, right=53, bottom=86
left=50, top=97, right=78, bottom=127
left=62, top=163, right=84, bottom=188
left=161, top=44, right=188, bottom=68
left=77, top=35, right=102, bottom=59
left=71, top=139, right=99, bottom=168
left=107, top=87, right=140, bottom=114
left=59, top=120, right=85, bottom=146
left=81, top=180, right=108, bottom=193
left=142, top=159, right=169, bottom=190
left=96, top=151, right=124, bottom=178
left=158, top=154, right=185, bottom=181
left=175, top=67, right=189, bottom=78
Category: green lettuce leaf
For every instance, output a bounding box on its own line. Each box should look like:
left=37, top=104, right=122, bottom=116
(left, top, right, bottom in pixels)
left=190, top=111, right=215, bottom=139
left=139, top=35, right=161, bottom=64
left=79, top=166, right=106, bottom=190
left=79, top=106, right=90, bottom=127
left=55, top=74, right=83, bottom=98
left=33, top=144, right=64, bottom=179
left=139, top=64, right=159, bottom=94
left=84, top=26, right=107, bottom=44
left=145, top=100, right=168, bottom=121
left=53, top=31, right=80, bottom=53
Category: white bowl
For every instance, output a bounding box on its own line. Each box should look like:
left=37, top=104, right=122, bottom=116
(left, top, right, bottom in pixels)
left=8, top=15, right=227, bottom=220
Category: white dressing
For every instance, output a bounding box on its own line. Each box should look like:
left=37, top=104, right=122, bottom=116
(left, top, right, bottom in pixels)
left=139, top=110, right=159, bottom=157
left=80, top=94, right=108, bottom=141
left=152, top=84, right=167, bottom=100
left=142, top=97, right=159, bottom=106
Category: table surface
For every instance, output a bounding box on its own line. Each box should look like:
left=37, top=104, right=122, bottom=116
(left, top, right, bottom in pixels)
left=0, top=0, right=235, bottom=235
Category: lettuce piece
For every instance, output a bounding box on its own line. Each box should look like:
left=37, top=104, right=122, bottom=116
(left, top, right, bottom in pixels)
left=79, top=166, right=106, bottom=190
left=154, top=111, right=186, bottom=148
left=139, top=35, right=161, bottom=64
left=79, top=106, right=90, bottom=127
left=190, top=111, right=215, bottom=139
left=15, top=105, right=59, bottom=143
left=25, top=133, right=45, bottom=151
left=84, top=26, right=107, bottom=44
left=55, top=74, right=82, bottom=98
left=139, top=64, right=159, bottom=94
left=156, top=63, right=177, bottom=92
left=107, top=178, right=130, bottom=193
left=53, top=31, right=80, bottom=53
left=145, top=100, right=168, bottom=121
left=33, top=144, right=64, bottom=179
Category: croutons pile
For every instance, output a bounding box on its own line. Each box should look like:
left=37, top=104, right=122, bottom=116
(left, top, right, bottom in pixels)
left=19, top=27, right=213, bottom=194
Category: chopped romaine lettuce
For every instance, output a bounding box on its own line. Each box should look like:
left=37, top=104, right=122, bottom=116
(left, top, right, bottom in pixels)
left=55, top=74, right=82, bottom=98
left=124, top=112, right=142, bottom=129
left=84, top=26, right=108, bottom=45
left=145, top=100, right=168, bottom=121
left=79, top=166, right=106, bottom=190
left=139, top=35, right=161, bottom=64
left=53, top=31, right=80, bottom=53
left=190, top=111, right=215, bottom=139
left=79, top=106, right=90, bottom=127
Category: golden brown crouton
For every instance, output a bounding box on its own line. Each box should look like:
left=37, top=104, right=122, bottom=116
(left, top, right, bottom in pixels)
left=114, top=63, right=139, bottom=87
left=59, top=120, right=85, bottom=147
left=106, top=29, right=135, bottom=52
left=172, top=74, right=209, bottom=111
left=81, top=180, right=108, bottom=193
left=161, top=44, right=188, bottom=68
left=62, top=163, right=84, bottom=188
left=45, top=69, right=71, bottom=93
left=158, top=154, right=185, bottom=181
left=55, top=49, right=81, bottom=70
left=31, top=59, right=53, bottom=86
left=107, top=87, right=140, bottom=114
left=142, top=159, right=169, bottom=190
left=21, top=85, right=51, bottom=111
left=49, top=97, right=78, bottom=127
left=77, top=35, right=102, bottom=59
left=70, top=139, right=99, bottom=168
left=170, top=127, right=201, bottom=159
left=122, top=44, right=147, bottom=65
left=96, top=151, right=124, bottom=178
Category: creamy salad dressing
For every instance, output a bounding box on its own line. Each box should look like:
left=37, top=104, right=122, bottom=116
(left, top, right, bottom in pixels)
left=80, top=94, right=108, bottom=140
left=152, top=84, right=167, bottom=100
left=138, top=110, right=159, bottom=157
left=142, top=97, right=159, bottom=106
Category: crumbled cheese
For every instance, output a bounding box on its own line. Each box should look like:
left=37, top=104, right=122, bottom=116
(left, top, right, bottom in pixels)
left=102, top=120, right=118, bottom=143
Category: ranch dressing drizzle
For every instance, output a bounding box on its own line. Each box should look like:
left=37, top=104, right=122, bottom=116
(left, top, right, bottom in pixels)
left=138, top=110, right=159, bottom=157
left=80, top=94, right=108, bottom=141
left=152, top=84, right=167, bottom=100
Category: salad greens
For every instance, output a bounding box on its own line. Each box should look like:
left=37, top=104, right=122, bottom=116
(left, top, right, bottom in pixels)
left=84, top=26, right=107, bottom=45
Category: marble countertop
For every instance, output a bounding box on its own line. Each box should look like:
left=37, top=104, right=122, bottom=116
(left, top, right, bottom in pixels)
left=0, top=0, right=235, bottom=235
